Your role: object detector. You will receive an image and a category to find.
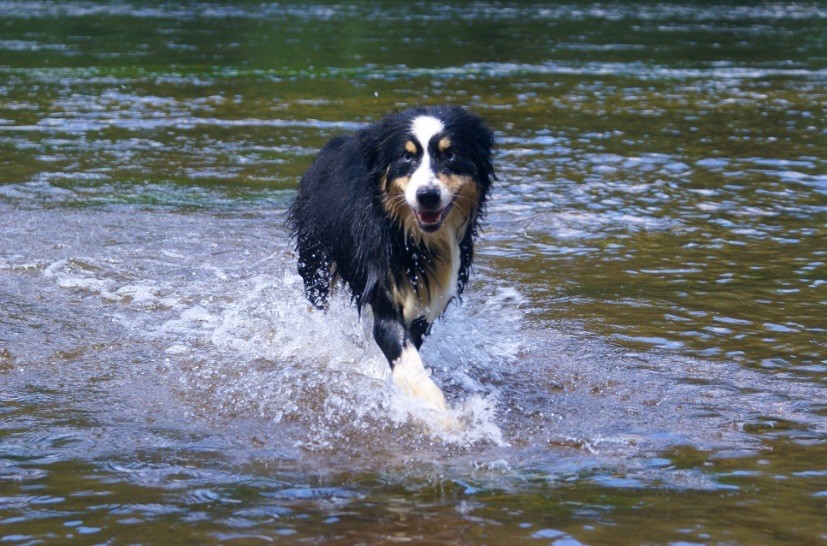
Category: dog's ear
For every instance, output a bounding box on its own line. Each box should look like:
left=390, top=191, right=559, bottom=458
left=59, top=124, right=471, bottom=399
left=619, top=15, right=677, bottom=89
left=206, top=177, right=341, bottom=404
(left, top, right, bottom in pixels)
left=465, top=112, right=496, bottom=188
left=357, top=126, right=383, bottom=176
left=441, top=107, right=496, bottom=186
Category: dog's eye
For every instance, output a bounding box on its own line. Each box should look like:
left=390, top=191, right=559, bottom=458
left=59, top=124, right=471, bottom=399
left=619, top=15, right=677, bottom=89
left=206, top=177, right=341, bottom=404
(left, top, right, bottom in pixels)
left=445, top=150, right=457, bottom=162
left=402, top=152, right=414, bottom=163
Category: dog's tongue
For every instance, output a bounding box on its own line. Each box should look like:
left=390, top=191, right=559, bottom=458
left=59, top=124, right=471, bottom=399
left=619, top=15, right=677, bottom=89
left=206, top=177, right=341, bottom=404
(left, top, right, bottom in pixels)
left=418, top=210, right=441, bottom=225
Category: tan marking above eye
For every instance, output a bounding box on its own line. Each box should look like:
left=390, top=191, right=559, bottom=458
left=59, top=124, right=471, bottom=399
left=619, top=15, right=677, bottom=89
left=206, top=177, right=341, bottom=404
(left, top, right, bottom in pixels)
left=404, top=141, right=417, bottom=154
left=438, top=137, right=452, bottom=152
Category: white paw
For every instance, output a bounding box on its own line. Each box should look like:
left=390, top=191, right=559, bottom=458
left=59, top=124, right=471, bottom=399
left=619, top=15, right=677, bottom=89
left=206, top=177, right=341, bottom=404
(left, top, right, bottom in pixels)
left=392, top=344, right=448, bottom=413
left=393, top=362, right=448, bottom=413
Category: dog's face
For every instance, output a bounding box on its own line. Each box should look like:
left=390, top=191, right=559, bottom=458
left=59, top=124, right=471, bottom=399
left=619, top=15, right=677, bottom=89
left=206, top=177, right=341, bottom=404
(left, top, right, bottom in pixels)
left=369, top=107, right=495, bottom=237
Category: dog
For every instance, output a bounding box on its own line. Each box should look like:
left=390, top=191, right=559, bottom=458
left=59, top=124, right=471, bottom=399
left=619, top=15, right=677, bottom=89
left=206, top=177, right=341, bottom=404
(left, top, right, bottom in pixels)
left=288, top=105, right=495, bottom=413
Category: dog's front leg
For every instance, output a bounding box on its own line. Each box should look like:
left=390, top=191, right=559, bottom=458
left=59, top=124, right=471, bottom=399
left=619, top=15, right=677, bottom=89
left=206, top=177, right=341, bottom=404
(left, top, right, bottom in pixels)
left=371, top=298, right=448, bottom=412
left=390, top=341, right=449, bottom=413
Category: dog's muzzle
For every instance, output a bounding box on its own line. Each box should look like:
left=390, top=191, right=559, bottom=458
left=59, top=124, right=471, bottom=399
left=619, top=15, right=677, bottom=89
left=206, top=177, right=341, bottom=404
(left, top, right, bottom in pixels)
left=414, top=186, right=451, bottom=232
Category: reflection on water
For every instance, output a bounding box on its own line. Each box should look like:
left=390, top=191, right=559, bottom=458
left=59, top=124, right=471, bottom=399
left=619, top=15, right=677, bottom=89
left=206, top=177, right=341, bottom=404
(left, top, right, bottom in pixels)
left=1, top=2, right=826, bottom=544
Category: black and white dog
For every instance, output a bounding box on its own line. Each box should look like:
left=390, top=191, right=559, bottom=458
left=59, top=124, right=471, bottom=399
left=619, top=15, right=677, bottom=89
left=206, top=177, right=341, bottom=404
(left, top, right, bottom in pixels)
left=288, top=106, right=495, bottom=412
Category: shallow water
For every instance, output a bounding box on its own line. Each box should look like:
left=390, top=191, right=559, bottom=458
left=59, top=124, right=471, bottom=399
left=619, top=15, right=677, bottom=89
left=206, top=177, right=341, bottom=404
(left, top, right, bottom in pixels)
left=1, top=2, right=826, bottom=544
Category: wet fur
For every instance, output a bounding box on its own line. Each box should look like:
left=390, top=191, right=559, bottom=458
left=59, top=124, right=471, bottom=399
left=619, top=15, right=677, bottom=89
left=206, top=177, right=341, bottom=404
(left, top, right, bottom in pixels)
left=288, top=105, right=495, bottom=402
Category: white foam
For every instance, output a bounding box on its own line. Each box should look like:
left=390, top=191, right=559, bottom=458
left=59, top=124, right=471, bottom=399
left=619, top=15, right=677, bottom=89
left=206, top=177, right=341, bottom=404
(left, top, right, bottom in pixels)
left=44, top=258, right=117, bottom=298
left=184, top=270, right=522, bottom=445
left=37, top=236, right=521, bottom=448
left=388, top=392, right=507, bottom=446
left=209, top=272, right=387, bottom=375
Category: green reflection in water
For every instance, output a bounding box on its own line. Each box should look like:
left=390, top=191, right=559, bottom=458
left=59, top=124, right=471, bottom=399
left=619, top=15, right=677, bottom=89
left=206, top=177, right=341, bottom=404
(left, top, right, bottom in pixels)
left=1, top=1, right=826, bottom=545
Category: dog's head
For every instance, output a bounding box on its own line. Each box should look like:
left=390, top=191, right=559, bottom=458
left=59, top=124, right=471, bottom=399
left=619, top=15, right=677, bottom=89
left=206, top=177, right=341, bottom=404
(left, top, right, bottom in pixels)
left=363, top=106, right=495, bottom=237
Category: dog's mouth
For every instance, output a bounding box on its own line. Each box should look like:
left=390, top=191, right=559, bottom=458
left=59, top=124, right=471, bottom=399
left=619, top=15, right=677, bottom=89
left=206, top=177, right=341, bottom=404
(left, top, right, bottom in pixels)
left=414, top=204, right=451, bottom=233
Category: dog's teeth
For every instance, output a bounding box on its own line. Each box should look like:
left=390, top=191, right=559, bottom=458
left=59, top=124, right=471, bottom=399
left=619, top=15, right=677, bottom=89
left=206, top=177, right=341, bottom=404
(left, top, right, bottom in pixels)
left=417, top=210, right=442, bottom=225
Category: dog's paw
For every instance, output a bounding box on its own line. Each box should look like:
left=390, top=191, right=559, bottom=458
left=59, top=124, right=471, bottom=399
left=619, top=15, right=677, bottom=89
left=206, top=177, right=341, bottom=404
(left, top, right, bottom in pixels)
left=392, top=363, right=448, bottom=413
left=393, top=373, right=469, bottom=435
left=391, top=344, right=449, bottom=413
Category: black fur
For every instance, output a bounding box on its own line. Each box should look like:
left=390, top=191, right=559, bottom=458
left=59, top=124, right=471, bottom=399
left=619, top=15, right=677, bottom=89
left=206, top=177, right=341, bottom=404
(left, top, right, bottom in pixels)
left=288, top=105, right=495, bottom=370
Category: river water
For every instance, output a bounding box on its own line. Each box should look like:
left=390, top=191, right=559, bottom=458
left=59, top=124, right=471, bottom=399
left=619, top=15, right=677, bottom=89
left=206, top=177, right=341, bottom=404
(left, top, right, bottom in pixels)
left=1, top=2, right=825, bottom=544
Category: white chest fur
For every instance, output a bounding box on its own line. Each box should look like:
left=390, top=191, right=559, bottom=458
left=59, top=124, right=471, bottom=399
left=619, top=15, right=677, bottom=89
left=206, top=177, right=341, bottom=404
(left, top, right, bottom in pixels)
left=398, top=225, right=460, bottom=327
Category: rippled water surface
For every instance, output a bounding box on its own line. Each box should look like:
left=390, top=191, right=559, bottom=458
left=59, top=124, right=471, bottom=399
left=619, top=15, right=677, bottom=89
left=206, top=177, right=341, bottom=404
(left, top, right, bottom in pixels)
left=1, top=2, right=826, bottom=544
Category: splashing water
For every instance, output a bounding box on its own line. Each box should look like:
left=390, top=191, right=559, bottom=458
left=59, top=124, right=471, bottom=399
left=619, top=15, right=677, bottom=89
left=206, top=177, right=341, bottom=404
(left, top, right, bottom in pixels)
left=2, top=2, right=826, bottom=543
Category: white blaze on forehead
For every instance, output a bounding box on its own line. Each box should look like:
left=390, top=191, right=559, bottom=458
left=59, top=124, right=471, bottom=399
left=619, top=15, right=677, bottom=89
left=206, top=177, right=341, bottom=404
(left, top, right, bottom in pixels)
left=407, top=115, right=451, bottom=211
left=411, top=115, right=444, bottom=150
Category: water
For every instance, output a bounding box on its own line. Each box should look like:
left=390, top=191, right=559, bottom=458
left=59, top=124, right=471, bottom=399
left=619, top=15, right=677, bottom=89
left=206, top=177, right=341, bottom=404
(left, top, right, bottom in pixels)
left=1, top=2, right=825, bottom=544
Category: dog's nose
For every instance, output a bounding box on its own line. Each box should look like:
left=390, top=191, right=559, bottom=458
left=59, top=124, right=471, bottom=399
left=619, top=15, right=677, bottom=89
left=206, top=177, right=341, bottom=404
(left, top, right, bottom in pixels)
left=415, top=186, right=441, bottom=209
